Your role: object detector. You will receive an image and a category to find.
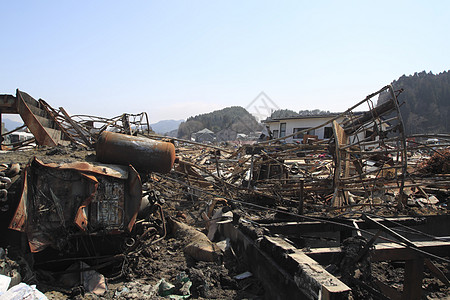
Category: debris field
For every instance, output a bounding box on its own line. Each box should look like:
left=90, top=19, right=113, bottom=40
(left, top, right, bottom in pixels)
left=0, top=85, right=449, bottom=299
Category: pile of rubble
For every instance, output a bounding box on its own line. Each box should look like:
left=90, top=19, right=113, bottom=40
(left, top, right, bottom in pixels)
left=0, top=85, right=449, bottom=299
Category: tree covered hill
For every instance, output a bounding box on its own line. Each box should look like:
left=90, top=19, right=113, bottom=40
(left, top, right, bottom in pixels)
left=378, top=70, right=450, bottom=135
left=268, top=109, right=332, bottom=119
left=177, top=106, right=262, bottom=139
left=269, top=109, right=299, bottom=119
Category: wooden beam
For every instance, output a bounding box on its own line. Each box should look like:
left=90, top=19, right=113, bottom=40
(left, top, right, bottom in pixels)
left=263, top=236, right=351, bottom=299
left=289, top=251, right=351, bottom=299
left=221, top=223, right=308, bottom=299
left=305, top=240, right=450, bottom=264
left=262, top=217, right=427, bottom=235
left=402, top=257, right=423, bottom=300
left=374, top=279, right=402, bottom=300
left=331, top=120, right=349, bottom=207
left=424, top=258, right=450, bottom=286
left=222, top=223, right=351, bottom=299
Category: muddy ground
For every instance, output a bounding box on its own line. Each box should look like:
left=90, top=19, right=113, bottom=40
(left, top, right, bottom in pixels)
left=372, top=260, right=450, bottom=299
left=36, top=236, right=264, bottom=300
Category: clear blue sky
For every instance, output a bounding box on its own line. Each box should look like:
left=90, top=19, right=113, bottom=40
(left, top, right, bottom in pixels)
left=1, top=1, right=449, bottom=123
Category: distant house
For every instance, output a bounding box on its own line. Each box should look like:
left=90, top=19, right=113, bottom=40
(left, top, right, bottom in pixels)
left=192, top=128, right=215, bottom=142
left=263, top=113, right=384, bottom=144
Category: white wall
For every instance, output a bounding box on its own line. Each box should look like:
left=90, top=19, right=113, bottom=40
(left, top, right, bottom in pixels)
left=266, top=117, right=388, bottom=149
left=266, top=116, right=345, bottom=142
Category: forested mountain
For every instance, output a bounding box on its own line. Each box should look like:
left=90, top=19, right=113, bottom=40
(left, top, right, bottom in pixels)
left=177, top=106, right=261, bottom=139
left=298, top=109, right=331, bottom=116
left=377, top=71, right=450, bottom=134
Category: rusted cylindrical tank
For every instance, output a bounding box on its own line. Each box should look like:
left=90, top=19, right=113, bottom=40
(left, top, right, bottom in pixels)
left=96, top=131, right=176, bottom=173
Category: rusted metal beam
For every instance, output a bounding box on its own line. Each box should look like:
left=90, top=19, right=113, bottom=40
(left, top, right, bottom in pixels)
left=38, top=99, right=79, bottom=146
left=145, top=133, right=234, bottom=154
left=16, top=90, right=57, bottom=146
left=59, top=107, right=92, bottom=147
left=342, top=99, right=396, bottom=135
left=0, top=94, right=18, bottom=113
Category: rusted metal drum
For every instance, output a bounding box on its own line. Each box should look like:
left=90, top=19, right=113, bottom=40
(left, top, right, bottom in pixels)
left=96, top=131, right=176, bottom=173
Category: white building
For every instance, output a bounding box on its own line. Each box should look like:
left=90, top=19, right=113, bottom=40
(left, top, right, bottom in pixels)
left=263, top=114, right=343, bottom=143
left=263, top=113, right=385, bottom=145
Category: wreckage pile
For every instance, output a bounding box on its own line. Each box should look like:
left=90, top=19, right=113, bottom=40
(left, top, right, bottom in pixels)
left=0, top=85, right=449, bottom=299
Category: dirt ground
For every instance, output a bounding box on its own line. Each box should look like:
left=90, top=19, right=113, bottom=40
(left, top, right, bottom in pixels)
left=36, top=236, right=264, bottom=300
left=371, top=260, right=450, bottom=299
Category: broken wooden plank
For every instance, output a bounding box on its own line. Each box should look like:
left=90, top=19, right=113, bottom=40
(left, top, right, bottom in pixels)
left=402, top=257, right=424, bottom=300
left=424, top=258, right=450, bottom=286
left=374, top=279, right=402, bottom=300
left=331, top=120, right=349, bottom=207
left=221, top=223, right=309, bottom=299
left=261, top=236, right=350, bottom=300
left=289, top=251, right=351, bottom=300
left=261, top=217, right=427, bottom=235
left=305, top=240, right=450, bottom=264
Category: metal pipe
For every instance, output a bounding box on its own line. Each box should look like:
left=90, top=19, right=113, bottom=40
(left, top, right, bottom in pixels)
left=96, top=131, right=176, bottom=173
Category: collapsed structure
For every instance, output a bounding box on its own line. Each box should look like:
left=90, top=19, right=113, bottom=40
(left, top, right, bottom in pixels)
left=0, top=86, right=449, bottom=299
left=0, top=89, right=152, bottom=149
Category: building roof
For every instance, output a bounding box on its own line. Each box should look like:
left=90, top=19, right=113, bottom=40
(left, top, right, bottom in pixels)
left=263, top=114, right=340, bottom=123
left=195, top=128, right=214, bottom=134
left=263, top=112, right=365, bottom=123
